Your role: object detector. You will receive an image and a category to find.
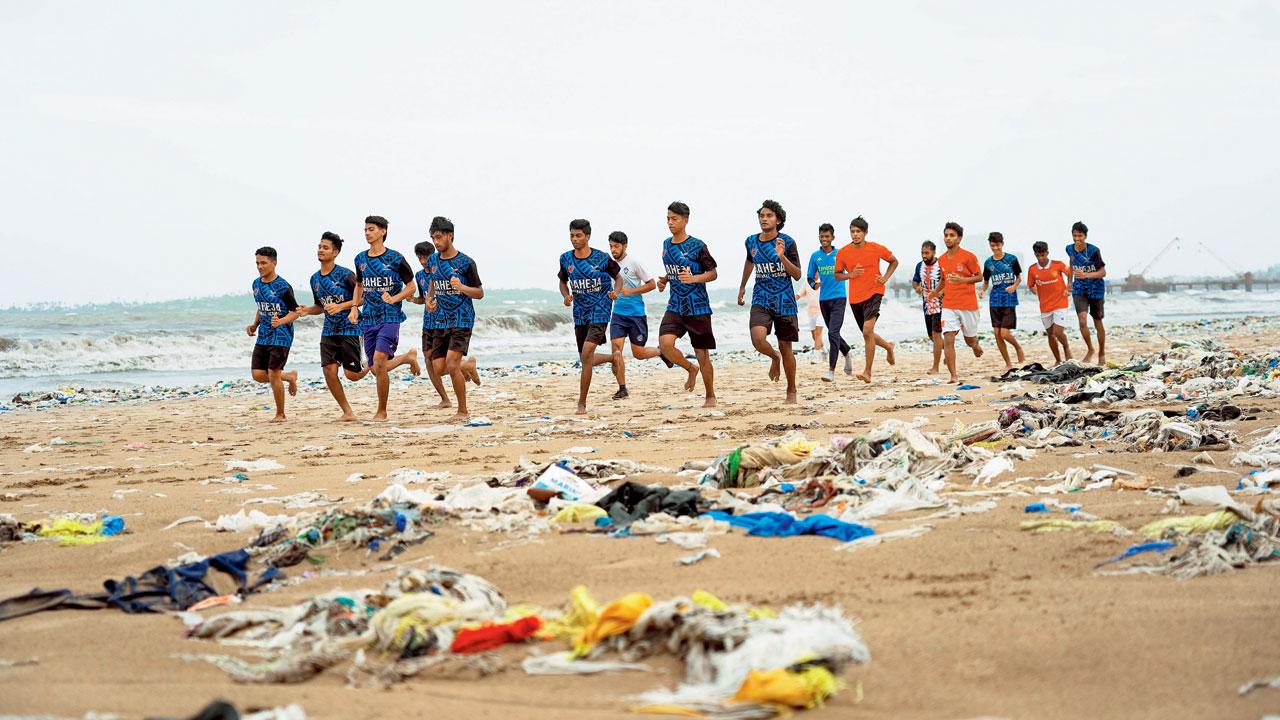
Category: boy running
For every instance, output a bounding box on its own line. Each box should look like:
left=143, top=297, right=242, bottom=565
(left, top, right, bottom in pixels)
left=424, top=216, right=483, bottom=422
left=1027, top=241, right=1074, bottom=364
left=298, top=232, right=366, bottom=421
left=657, top=201, right=719, bottom=407
left=833, top=216, right=897, bottom=384
left=1066, top=220, right=1107, bottom=365
left=911, top=241, right=944, bottom=374
left=980, top=231, right=1025, bottom=371
left=935, top=221, right=984, bottom=384
left=348, top=215, right=421, bottom=421
left=246, top=246, right=299, bottom=422
left=607, top=230, right=672, bottom=400
left=558, top=219, right=621, bottom=414
left=807, top=223, right=851, bottom=381
left=410, top=240, right=472, bottom=409
left=738, top=199, right=802, bottom=404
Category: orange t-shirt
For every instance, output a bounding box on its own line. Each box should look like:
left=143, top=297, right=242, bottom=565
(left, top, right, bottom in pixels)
left=1027, top=260, right=1070, bottom=313
left=834, top=241, right=895, bottom=304
left=938, top=248, right=981, bottom=310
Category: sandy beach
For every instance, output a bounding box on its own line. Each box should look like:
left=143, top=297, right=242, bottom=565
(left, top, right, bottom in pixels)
left=2, top=318, right=1279, bottom=720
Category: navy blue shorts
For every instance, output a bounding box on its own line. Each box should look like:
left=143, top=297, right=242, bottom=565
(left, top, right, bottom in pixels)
left=362, top=322, right=400, bottom=360
left=609, top=314, right=649, bottom=345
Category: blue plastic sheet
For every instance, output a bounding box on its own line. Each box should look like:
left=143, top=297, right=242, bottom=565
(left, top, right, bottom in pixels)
left=702, top=511, right=874, bottom=542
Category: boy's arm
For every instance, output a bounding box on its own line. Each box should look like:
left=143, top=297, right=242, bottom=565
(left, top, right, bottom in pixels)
left=737, top=258, right=753, bottom=305
left=246, top=310, right=259, bottom=336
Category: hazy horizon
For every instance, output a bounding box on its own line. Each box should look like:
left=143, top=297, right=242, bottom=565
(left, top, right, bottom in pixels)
left=2, top=1, right=1277, bottom=306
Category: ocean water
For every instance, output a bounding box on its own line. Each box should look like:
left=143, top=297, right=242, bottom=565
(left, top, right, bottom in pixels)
left=1, top=285, right=1275, bottom=395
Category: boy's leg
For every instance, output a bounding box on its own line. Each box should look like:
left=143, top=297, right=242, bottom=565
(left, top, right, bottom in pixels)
left=444, top=349, right=469, bottom=421
left=695, top=348, right=716, bottom=407
left=322, top=363, right=356, bottom=420
left=748, top=307, right=782, bottom=381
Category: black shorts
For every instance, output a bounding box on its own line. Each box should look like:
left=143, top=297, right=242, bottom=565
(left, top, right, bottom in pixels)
left=923, top=313, right=942, bottom=337
left=574, top=322, right=608, bottom=354
left=659, top=311, right=716, bottom=350
left=850, top=293, right=883, bottom=331
left=251, top=344, right=290, bottom=372
left=320, top=335, right=363, bottom=373
left=429, top=327, right=472, bottom=360
left=989, top=306, right=1018, bottom=330
left=1073, top=295, right=1104, bottom=320
left=748, top=305, right=799, bottom=342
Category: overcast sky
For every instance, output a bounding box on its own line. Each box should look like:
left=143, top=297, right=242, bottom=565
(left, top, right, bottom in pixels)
left=1, top=1, right=1277, bottom=306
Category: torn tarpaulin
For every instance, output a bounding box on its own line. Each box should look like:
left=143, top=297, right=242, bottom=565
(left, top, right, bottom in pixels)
left=702, top=511, right=874, bottom=542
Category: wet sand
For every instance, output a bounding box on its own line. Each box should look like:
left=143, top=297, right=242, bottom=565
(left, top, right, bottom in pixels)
left=2, top=320, right=1278, bottom=719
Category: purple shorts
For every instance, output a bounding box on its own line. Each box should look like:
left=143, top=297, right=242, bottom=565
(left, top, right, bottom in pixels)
left=362, top=322, right=401, bottom=361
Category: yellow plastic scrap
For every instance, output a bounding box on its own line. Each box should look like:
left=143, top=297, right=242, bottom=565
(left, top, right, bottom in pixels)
left=690, top=590, right=727, bottom=612
left=1020, top=519, right=1122, bottom=534
left=629, top=706, right=708, bottom=718
left=1139, top=509, right=1239, bottom=539
left=538, top=585, right=600, bottom=641
left=780, top=438, right=815, bottom=458
left=572, top=592, right=652, bottom=657
left=551, top=504, right=607, bottom=526
left=37, top=518, right=108, bottom=546
left=731, top=666, right=844, bottom=708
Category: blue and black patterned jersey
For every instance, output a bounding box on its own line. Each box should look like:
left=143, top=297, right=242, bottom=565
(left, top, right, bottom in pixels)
left=745, top=233, right=800, bottom=315
left=354, top=248, right=415, bottom=326
left=1065, top=243, right=1106, bottom=298
left=309, top=266, right=360, bottom=337
left=428, top=251, right=482, bottom=330
left=558, top=248, right=620, bottom=326
left=983, top=254, right=1022, bottom=308
left=415, top=268, right=443, bottom=331
left=252, top=276, right=299, bottom=347
left=662, top=236, right=717, bottom=316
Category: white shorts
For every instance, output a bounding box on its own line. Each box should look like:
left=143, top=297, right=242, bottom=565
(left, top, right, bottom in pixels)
left=805, top=313, right=824, bottom=332
left=941, top=308, right=979, bottom=337
left=1040, top=307, right=1072, bottom=330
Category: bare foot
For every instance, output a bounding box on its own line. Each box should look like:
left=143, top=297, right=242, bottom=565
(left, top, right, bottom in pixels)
left=927, top=367, right=940, bottom=375
left=338, top=413, right=356, bottom=422
left=702, top=396, right=718, bottom=408
left=1004, top=364, right=1014, bottom=372
left=286, top=375, right=297, bottom=396
left=948, top=376, right=959, bottom=384
left=684, top=364, right=700, bottom=391
left=463, top=357, right=481, bottom=385
left=768, top=357, right=780, bottom=382
left=972, top=344, right=984, bottom=358
left=1083, top=350, right=1095, bottom=364
left=449, top=412, right=470, bottom=423
left=575, top=405, right=587, bottom=415
left=1098, top=353, right=1107, bottom=366
left=270, top=414, right=287, bottom=423
left=1016, top=351, right=1026, bottom=364
left=370, top=412, right=388, bottom=422
left=885, top=342, right=896, bottom=365
left=407, top=349, right=421, bottom=376
left=784, top=392, right=797, bottom=405
left=855, top=372, right=871, bottom=384
left=434, top=399, right=452, bottom=409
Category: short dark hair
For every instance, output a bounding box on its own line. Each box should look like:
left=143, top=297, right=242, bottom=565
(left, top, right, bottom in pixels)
left=667, top=201, right=690, bottom=218
left=759, top=199, right=786, bottom=229
left=414, top=241, right=435, bottom=258
left=569, top=218, right=591, bottom=236
left=1032, top=241, right=1049, bottom=254
left=818, top=223, right=834, bottom=235
left=365, top=215, right=388, bottom=229
left=988, top=231, right=1004, bottom=244
left=1071, top=221, right=1088, bottom=236
left=430, top=216, right=454, bottom=235
left=944, top=221, right=964, bottom=237
left=255, top=246, right=277, bottom=260
left=320, top=231, right=343, bottom=251
left=921, top=240, right=936, bottom=251
left=849, top=216, right=869, bottom=232
left=608, top=231, right=628, bottom=245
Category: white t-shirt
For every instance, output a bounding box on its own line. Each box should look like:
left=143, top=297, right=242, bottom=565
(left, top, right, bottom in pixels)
left=612, top=254, right=651, bottom=317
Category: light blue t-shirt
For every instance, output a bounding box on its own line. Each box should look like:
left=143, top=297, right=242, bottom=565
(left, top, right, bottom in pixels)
left=806, top=248, right=845, bottom=302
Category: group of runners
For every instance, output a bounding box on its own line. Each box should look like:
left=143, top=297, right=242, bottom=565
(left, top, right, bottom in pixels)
left=247, top=202, right=1109, bottom=421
